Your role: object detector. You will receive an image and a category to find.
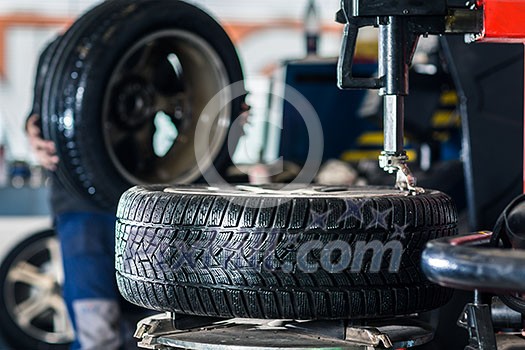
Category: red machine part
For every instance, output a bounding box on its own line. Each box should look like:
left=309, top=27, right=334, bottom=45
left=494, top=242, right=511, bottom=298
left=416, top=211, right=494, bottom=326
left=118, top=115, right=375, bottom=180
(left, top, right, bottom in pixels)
left=478, top=0, right=525, bottom=43
left=477, top=0, right=525, bottom=190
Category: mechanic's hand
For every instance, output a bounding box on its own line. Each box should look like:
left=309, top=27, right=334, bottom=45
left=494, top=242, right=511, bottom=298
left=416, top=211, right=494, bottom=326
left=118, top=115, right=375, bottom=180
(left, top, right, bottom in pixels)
left=26, top=114, right=59, bottom=171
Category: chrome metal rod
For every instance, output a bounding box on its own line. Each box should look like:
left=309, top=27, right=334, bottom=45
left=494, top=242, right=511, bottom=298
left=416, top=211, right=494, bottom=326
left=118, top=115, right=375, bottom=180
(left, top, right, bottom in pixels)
left=379, top=17, right=408, bottom=155
left=422, top=232, right=525, bottom=293
left=383, top=95, right=405, bottom=153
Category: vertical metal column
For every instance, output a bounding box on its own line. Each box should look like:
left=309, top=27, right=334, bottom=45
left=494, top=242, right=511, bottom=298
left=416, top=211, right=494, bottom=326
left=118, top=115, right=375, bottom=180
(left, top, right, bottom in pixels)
left=378, top=16, right=410, bottom=158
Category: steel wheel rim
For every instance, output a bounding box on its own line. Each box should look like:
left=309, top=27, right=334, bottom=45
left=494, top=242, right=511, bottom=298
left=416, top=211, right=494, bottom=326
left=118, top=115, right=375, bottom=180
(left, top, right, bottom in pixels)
left=103, top=29, right=232, bottom=185
left=164, top=184, right=407, bottom=197
left=4, top=235, right=74, bottom=344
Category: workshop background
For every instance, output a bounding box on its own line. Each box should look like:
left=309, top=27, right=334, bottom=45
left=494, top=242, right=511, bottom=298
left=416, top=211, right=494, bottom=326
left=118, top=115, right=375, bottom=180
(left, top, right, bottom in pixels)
left=0, top=0, right=347, bottom=169
left=0, top=1, right=350, bottom=349
left=0, top=0, right=522, bottom=349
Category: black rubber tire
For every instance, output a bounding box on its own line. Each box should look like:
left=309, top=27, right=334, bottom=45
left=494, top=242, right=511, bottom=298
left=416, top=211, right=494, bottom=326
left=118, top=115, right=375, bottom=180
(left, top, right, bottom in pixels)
left=42, top=0, right=245, bottom=210
left=115, top=184, right=457, bottom=320
left=499, top=294, right=525, bottom=314
left=0, top=230, right=72, bottom=350
left=32, top=35, right=63, bottom=122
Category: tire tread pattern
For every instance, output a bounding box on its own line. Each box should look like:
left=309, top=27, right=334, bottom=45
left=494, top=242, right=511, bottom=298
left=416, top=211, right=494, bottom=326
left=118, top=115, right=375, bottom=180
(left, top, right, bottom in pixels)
left=116, top=185, right=457, bottom=320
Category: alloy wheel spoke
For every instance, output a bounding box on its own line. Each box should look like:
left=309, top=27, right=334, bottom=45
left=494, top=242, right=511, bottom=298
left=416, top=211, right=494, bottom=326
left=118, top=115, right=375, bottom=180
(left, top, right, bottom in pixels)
left=8, top=261, right=54, bottom=290
left=49, top=295, right=74, bottom=336
left=16, top=294, right=52, bottom=327
left=131, top=42, right=157, bottom=81
left=45, top=238, right=64, bottom=285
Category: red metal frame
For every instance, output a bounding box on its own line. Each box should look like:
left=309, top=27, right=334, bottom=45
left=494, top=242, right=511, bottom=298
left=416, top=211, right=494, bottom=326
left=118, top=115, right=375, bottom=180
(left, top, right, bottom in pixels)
left=477, top=0, right=525, bottom=190
left=479, top=0, right=525, bottom=43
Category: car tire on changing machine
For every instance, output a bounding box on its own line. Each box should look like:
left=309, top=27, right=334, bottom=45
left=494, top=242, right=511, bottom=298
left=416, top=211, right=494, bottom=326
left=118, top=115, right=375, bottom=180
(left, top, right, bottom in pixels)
left=115, top=184, right=457, bottom=320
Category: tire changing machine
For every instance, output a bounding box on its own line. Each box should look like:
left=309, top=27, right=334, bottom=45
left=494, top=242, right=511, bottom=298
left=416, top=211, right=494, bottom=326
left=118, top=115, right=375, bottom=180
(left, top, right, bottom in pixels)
left=132, top=1, right=525, bottom=349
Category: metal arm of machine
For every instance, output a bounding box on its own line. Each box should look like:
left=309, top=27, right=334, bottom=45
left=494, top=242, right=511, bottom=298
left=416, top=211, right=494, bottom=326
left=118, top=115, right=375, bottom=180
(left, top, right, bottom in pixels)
left=421, top=231, right=525, bottom=293
left=336, top=0, right=482, bottom=193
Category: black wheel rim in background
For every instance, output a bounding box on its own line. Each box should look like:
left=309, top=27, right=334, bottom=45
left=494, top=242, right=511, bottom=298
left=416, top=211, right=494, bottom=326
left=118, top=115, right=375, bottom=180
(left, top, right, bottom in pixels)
left=103, top=29, right=232, bottom=185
